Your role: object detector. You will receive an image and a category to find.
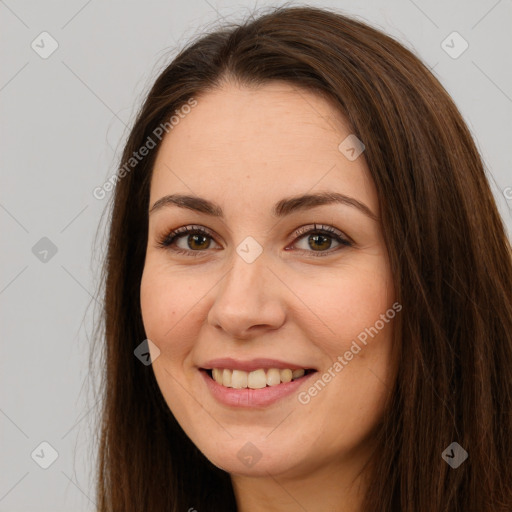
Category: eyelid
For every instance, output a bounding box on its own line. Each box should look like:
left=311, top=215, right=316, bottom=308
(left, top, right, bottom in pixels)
left=155, top=224, right=220, bottom=251
left=289, top=223, right=353, bottom=245
left=156, top=223, right=353, bottom=256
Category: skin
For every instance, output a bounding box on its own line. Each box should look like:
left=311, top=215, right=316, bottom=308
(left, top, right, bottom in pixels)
left=140, top=80, right=398, bottom=512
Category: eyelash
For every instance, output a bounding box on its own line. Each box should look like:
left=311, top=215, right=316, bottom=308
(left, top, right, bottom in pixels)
left=155, top=223, right=353, bottom=258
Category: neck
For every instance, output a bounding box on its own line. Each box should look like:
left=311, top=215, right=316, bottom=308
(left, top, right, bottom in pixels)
left=230, top=445, right=375, bottom=512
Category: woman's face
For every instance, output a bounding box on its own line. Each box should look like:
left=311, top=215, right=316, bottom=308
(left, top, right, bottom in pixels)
left=140, top=81, right=397, bottom=479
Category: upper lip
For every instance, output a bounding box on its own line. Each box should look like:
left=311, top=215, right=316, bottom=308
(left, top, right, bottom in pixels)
left=200, top=357, right=316, bottom=372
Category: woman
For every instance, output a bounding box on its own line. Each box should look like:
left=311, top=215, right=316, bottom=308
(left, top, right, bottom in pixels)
left=92, top=5, right=512, bottom=511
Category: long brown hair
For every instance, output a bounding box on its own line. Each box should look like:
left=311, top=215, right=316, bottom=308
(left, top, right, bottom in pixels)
left=91, top=5, right=512, bottom=511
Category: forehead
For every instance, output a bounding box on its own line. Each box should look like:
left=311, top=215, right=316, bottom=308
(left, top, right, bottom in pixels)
left=150, top=81, right=377, bottom=213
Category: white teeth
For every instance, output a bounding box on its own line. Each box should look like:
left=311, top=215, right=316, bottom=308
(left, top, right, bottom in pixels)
left=210, top=367, right=308, bottom=388
left=280, top=369, right=292, bottom=383
left=231, top=369, right=248, bottom=389
left=248, top=369, right=267, bottom=389
left=266, top=368, right=281, bottom=386
left=222, top=369, right=232, bottom=387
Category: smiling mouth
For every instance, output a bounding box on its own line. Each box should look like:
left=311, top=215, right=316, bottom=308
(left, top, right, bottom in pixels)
left=203, top=368, right=316, bottom=389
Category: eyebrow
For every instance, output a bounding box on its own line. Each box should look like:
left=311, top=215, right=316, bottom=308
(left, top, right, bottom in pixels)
left=149, top=191, right=378, bottom=221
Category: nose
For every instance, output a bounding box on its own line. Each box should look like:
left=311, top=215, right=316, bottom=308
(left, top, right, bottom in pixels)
left=207, top=250, right=286, bottom=340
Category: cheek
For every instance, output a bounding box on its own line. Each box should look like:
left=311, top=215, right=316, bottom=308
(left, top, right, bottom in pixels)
left=140, top=263, right=192, bottom=353
left=140, top=268, right=173, bottom=339
left=293, top=268, right=396, bottom=445
left=140, top=264, right=198, bottom=407
left=140, top=261, right=217, bottom=372
left=292, top=261, right=394, bottom=352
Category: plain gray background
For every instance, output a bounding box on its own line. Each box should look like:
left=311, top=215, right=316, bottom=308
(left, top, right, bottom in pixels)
left=1, top=0, right=511, bottom=510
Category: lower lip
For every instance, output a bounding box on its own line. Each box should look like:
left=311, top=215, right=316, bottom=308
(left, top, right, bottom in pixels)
left=201, top=370, right=316, bottom=408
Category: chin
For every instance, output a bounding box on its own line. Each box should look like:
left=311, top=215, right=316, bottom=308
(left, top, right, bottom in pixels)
left=192, top=434, right=309, bottom=478
left=210, top=449, right=303, bottom=477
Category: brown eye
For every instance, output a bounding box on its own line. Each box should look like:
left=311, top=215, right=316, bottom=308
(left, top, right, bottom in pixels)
left=157, top=223, right=352, bottom=257
left=156, top=225, right=220, bottom=256
left=183, top=233, right=211, bottom=250
left=291, top=224, right=353, bottom=257
left=306, top=233, right=335, bottom=251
